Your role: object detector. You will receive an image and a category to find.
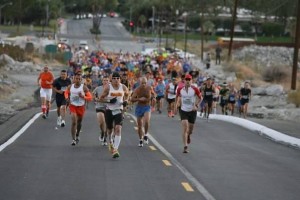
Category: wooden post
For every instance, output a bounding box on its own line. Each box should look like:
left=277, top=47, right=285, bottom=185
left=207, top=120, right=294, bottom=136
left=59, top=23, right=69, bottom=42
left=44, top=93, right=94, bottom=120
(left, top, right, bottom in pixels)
left=291, top=0, right=300, bottom=90
left=227, top=0, right=239, bottom=61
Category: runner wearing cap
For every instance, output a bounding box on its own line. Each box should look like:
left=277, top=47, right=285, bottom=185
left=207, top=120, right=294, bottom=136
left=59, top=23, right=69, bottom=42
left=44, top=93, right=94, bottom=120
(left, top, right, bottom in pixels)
left=175, top=74, right=202, bottom=153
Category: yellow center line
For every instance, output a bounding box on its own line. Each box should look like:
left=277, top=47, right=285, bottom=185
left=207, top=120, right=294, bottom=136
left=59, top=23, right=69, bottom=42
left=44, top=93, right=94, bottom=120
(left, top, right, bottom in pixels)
left=181, top=182, right=194, bottom=192
left=162, top=160, right=172, bottom=166
left=149, top=146, right=157, bottom=151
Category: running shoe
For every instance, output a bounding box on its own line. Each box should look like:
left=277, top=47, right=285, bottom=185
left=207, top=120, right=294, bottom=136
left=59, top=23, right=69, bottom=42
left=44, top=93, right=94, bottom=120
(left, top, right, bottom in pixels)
left=103, top=138, right=108, bottom=146
left=42, top=114, right=46, bottom=119
left=168, top=111, right=171, bottom=117
left=71, top=140, right=76, bottom=146
left=138, top=140, right=143, bottom=147
left=99, top=136, right=104, bottom=142
left=183, top=146, right=189, bottom=153
left=57, top=117, right=61, bottom=126
left=75, top=137, right=80, bottom=144
left=143, top=135, right=149, bottom=145
left=46, top=111, right=49, bottom=118
left=112, top=149, right=120, bottom=158
left=171, top=111, right=175, bottom=118
left=61, top=120, right=65, bottom=127
left=108, top=142, right=113, bottom=153
left=187, top=134, right=191, bottom=144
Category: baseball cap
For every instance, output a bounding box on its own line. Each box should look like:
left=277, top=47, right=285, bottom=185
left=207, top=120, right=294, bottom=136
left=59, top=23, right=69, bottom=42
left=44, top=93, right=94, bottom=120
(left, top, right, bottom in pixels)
left=112, top=72, right=120, bottom=78
left=185, top=74, right=192, bottom=79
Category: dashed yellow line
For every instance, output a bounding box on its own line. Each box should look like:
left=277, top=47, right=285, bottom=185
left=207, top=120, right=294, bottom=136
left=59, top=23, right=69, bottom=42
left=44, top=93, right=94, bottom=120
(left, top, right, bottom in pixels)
left=162, top=160, right=172, bottom=166
left=181, top=182, right=194, bottom=192
left=149, top=146, right=157, bottom=151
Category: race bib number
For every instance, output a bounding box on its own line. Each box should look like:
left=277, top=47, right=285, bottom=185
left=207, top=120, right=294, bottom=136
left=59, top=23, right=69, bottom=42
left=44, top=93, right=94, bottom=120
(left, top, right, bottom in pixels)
left=72, top=95, right=80, bottom=103
left=61, top=86, right=67, bottom=91
left=183, top=97, right=193, bottom=105
left=112, top=109, right=121, bottom=116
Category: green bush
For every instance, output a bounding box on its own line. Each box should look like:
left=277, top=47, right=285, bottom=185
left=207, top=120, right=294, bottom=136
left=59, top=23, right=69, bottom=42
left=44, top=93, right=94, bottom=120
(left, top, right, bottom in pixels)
left=262, top=22, right=285, bottom=37
left=288, top=88, right=300, bottom=108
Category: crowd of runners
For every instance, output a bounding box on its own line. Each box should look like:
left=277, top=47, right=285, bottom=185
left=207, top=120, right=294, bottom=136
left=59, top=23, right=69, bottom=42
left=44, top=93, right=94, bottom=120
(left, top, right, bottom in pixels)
left=37, top=46, right=252, bottom=157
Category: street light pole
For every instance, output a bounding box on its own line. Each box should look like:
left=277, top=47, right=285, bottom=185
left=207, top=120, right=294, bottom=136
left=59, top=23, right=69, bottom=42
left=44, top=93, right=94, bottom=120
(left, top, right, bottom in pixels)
left=0, top=2, right=13, bottom=25
left=174, top=9, right=179, bottom=49
left=152, top=6, right=155, bottom=36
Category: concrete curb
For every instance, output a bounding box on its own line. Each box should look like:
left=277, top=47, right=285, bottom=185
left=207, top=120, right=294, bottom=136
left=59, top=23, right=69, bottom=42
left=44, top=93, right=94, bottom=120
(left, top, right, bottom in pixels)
left=202, top=113, right=300, bottom=150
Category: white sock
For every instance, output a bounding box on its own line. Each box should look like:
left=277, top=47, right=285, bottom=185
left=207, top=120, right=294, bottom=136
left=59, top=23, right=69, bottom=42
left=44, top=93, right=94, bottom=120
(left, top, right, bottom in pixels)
left=113, top=135, right=121, bottom=149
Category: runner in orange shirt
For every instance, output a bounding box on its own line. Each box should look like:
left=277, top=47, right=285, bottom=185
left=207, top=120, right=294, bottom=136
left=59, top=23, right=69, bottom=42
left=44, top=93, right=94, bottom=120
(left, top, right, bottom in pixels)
left=37, top=65, right=54, bottom=119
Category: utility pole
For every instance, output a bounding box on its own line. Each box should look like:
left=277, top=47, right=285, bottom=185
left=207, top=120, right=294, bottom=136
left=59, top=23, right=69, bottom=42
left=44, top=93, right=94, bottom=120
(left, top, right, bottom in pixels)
left=227, top=0, right=239, bottom=61
left=291, top=0, right=300, bottom=90
left=152, top=6, right=155, bottom=36
left=184, top=14, right=188, bottom=59
left=174, top=9, right=179, bottom=49
left=200, top=4, right=204, bottom=61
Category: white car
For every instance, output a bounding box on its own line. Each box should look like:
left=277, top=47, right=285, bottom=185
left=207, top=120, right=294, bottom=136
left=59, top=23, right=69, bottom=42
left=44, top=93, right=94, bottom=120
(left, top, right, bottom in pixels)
left=59, top=38, right=69, bottom=44
left=79, top=40, right=88, bottom=50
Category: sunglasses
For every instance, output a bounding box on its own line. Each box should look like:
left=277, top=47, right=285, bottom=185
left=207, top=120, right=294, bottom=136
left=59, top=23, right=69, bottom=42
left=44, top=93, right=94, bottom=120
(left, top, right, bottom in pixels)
left=112, top=77, right=120, bottom=80
left=185, top=78, right=191, bottom=81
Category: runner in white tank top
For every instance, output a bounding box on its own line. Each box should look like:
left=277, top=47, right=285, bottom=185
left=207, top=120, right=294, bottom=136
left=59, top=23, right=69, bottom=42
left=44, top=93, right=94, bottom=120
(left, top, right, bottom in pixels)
left=99, top=72, right=129, bottom=158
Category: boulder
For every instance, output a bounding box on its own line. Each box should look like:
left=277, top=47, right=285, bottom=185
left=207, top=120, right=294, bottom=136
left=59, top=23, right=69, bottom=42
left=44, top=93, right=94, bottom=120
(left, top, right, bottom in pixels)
left=0, top=54, right=15, bottom=65
left=265, top=84, right=284, bottom=96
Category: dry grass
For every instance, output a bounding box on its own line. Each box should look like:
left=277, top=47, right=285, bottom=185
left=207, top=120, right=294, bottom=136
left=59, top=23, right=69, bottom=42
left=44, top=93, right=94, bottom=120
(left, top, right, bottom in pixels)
left=223, top=61, right=261, bottom=81
left=288, top=87, right=300, bottom=108
left=0, top=85, right=16, bottom=100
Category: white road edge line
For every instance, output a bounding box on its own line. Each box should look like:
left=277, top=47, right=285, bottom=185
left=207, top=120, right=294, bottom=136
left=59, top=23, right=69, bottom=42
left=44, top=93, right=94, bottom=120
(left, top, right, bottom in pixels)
left=126, top=113, right=216, bottom=200
left=0, top=112, right=41, bottom=152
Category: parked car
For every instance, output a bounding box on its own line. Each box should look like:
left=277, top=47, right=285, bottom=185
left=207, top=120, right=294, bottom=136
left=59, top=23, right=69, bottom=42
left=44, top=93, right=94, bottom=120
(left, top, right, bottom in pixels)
left=79, top=40, right=89, bottom=50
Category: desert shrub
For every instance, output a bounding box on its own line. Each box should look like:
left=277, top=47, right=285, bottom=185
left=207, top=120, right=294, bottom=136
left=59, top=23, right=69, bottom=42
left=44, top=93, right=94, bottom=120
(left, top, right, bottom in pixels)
left=262, top=66, right=289, bottom=82
left=25, top=42, right=35, bottom=54
left=224, top=62, right=260, bottom=81
left=288, top=88, right=300, bottom=108
left=0, top=45, right=26, bottom=61
left=42, top=53, right=65, bottom=64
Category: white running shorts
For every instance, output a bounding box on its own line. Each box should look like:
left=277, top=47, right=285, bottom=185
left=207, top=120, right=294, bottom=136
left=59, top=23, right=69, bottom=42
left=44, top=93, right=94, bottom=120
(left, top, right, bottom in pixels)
left=40, top=88, right=52, bottom=101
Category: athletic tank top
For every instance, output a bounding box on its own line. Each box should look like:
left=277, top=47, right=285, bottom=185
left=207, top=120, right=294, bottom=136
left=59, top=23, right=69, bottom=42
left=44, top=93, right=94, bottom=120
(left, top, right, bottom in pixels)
left=240, top=88, right=251, bottom=99
left=167, top=83, right=177, bottom=99
left=70, top=84, right=85, bottom=106
left=204, top=85, right=214, bottom=101
left=106, top=84, right=124, bottom=110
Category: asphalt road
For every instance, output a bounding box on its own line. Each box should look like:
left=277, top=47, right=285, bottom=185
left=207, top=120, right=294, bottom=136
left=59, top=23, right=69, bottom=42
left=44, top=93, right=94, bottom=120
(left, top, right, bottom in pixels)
left=1, top=16, right=300, bottom=200
left=0, top=106, right=300, bottom=200
left=58, top=17, right=156, bottom=53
